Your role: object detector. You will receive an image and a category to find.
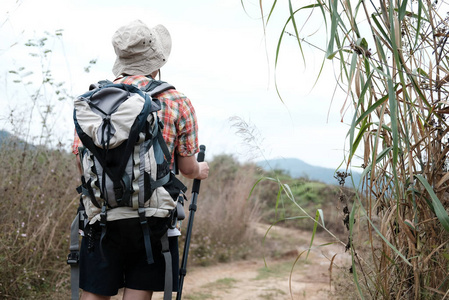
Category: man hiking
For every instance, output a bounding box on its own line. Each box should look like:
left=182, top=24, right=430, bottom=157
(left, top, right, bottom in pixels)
left=72, top=19, right=209, bottom=300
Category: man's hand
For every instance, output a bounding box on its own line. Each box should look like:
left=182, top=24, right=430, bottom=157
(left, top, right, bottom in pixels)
left=196, top=161, right=209, bottom=180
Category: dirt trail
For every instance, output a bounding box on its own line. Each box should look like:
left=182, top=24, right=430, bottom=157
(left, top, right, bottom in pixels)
left=116, top=223, right=351, bottom=300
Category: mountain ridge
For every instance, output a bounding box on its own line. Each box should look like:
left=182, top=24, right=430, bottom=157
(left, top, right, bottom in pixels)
left=258, top=157, right=361, bottom=186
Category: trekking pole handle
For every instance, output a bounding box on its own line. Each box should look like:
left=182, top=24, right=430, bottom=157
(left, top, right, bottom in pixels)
left=197, top=145, right=206, bottom=163
left=192, top=145, right=206, bottom=194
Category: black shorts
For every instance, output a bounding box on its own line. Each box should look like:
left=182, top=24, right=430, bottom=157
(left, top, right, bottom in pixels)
left=79, top=217, right=179, bottom=296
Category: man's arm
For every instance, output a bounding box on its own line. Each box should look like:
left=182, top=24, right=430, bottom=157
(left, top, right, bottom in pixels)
left=178, top=155, right=209, bottom=180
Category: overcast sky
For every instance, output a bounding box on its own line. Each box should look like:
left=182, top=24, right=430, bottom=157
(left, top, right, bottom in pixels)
left=1, top=0, right=357, bottom=170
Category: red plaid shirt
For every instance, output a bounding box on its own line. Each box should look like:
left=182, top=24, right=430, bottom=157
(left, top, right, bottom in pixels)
left=72, top=75, right=199, bottom=163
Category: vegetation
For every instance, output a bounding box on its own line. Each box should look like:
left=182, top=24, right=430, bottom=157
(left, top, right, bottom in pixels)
left=180, top=154, right=262, bottom=266
left=255, top=0, right=449, bottom=298
left=257, top=168, right=352, bottom=236
left=0, top=137, right=79, bottom=299
left=0, top=134, right=344, bottom=298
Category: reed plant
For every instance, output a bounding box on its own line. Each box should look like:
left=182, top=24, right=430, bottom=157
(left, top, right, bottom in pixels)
left=255, top=0, right=449, bottom=298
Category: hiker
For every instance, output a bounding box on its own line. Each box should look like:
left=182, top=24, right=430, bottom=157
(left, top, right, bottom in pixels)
left=72, top=19, right=209, bottom=300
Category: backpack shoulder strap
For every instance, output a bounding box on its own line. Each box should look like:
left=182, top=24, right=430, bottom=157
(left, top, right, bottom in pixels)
left=141, top=79, right=175, bottom=96
left=88, top=79, right=114, bottom=91
left=141, top=79, right=175, bottom=163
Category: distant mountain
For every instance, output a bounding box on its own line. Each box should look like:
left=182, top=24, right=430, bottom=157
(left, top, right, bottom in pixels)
left=0, top=130, right=12, bottom=145
left=0, top=130, right=32, bottom=150
left=0, top=130, right=10, bottom=141
left=257, top=158, right=362, bottom=186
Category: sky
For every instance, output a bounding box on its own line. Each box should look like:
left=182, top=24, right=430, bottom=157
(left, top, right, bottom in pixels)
left=0, top=0, right=357, bottom=170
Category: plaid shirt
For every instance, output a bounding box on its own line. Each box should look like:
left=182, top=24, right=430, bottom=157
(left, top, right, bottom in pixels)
left=72, top=75, right=199, bottom=163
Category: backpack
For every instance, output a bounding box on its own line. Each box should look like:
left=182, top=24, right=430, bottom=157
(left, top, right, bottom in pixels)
left=68, top=79, right=187, bottom=300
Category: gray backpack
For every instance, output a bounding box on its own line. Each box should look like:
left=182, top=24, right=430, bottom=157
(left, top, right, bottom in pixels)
left=68, top=79, right=186, bottom=300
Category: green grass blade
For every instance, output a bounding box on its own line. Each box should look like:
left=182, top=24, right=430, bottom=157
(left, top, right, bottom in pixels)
left=349, top=120, right=370, bottom=163
left=387, top=78, right=399, bottom=170
left=274, top=3, right=323, bottom=102
left=415, top=174, right=449, bottom=232
left=349, top=50, right=359, bottom=88
left=375, top=146, right=393, bottom=163
left=371, top=14, right=392, bottom=46
left=266, top=0, right=278, bottom=24
left=348, top=70, right=375, bottom=163
left=398, top=0, right=408, bottom=21
left=305, top=210, right=319, bottom=260
left=384, top=1, right=400, bottom=176
left=326, top=0, right=339, bottom=58
left=317, top=208, right=325, bottom=228
left=414, top=0, right=424, bottom=49
left=354, top=85, right=388, bottom=126
left=354, top=192, right=413, bottom=267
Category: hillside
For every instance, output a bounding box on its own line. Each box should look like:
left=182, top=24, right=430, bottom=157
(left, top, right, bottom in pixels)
left=258, top=158, right=362, bottom=186
left=0, top=130, right=36, bottom=150
left=0, top=130, right=11, bottom=142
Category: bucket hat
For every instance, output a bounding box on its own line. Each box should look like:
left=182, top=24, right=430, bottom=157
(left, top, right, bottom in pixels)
left=112, top=20, right=172, bottom=77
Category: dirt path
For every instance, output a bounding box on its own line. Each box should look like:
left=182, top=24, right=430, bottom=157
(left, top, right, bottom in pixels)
left=115, top=223, right=351, bottom=300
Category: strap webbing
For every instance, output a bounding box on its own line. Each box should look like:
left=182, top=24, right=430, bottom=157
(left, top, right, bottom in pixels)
left=80, top=177, right=101, bottom=209
left=68, top=213, right=80, bottom=300
left=75, top=129, right=117, bottom=182
left=157, top=128, right=172, bottom=163
left=161, top=232, right=173, bottom=300
left=150, top=173, right=171, bottom=190
left=138, top=208, right=154, bottom=264
left=141, top=79, right=175, bottom=96
left=99, top=204, right=108, bottom=260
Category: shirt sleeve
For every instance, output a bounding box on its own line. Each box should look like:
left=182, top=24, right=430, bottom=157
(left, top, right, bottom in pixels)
left=72, top=130, right=82, bottom=155
left=176, top=96, right=198, bottom=157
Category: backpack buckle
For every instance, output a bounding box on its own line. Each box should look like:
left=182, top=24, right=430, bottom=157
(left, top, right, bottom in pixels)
left=100, top=204, right=107, bottom=226
left=67, top=251, right=79, bottom=265
left=114, top=186, right=124, bottom=204
left=138, top=208, right=147, bottom=225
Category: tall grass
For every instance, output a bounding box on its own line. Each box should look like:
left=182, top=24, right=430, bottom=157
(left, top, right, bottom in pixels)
left=0, top=29, right=81, bottom=299
left=254, top=0, right=449, bottom=298
left=0, top=137, right=79, bottom=298
left=0, top=135, right=263, bottom=298
left=184, top=154, right=262, bottom=266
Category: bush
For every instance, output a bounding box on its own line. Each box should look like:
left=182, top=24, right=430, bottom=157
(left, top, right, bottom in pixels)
left=255, top=170, right=348, bottom=234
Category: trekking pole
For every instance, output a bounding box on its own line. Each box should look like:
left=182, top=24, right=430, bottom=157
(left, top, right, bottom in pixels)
left=177, top=145, right=205, bottom=300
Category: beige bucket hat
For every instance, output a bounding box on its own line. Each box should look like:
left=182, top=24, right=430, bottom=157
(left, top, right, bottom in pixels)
left=112, top=20, right=172, bottom=77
